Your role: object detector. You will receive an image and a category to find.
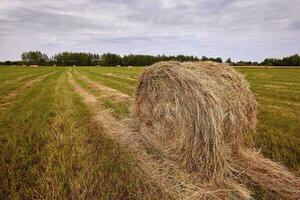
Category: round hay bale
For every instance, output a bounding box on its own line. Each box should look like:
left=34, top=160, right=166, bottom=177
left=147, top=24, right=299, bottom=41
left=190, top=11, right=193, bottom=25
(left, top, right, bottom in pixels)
left=133, top=61, right=257, bottom=180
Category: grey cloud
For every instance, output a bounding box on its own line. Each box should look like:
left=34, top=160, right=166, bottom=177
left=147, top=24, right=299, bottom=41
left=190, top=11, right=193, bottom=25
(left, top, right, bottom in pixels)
left=0, top=0, right=299, bottom=61
left=290, top=20, right=300, bottom=30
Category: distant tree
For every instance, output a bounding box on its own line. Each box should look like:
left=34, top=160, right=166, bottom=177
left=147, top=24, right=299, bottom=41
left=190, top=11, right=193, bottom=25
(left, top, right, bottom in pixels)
left=201, top=56, right=222, bottom=63
left=0, top=61, right=20, bottom=66
left=4, top=61, right=12, bottom=65
left=52, top=52, right=100, bottom=66
left=16, top=51, right=300, bottom=67
left=21, top=51, right=49, bottom=65
left=173, top=55, right=199, bottom=62
left=123, top=54, right=156, bottom=66
left=260, top=54, right=300, bottom=66
left=100, top=53, right=122, bottom=66
left=281, top=54, right=300, bottom=66
left=201, top=56, right=209, bottom=61
left=214, top=57, right=223, bottom=63
left=225, top=58, right=232, bottom=64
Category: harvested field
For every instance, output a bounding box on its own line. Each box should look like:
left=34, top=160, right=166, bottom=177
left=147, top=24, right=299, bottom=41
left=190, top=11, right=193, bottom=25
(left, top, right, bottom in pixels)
left=0, top=65, right=299, bottom=199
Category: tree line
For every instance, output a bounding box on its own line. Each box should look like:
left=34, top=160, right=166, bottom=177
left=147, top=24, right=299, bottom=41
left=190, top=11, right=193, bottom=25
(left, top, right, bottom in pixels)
left=17, top=51, right=202, bottom=66
left=0, top=51, right=217, bottom=66
left=1, top=51, right=300, bottom=66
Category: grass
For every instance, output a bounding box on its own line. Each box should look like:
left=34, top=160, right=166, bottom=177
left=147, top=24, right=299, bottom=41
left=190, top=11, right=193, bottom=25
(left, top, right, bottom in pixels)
left=0, top=70, right=62, bottom=198
left=0, top=67, right=166, bottom=199
left=0, top=65, right=299, bottom=199
left=0, top=67, right=54, bottom=83
left=237, top=68, right=300, bottom=172
left=0, top=69, right=55, bottom=106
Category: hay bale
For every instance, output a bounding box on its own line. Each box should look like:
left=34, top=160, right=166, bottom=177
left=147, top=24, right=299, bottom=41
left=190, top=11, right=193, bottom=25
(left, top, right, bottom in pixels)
left=133, top=61, right=300, bottom=199
left=30, top=65, right=39, bottom=68
left=128, top=65, right=133, bottom=69
left=133, top=61, right=257, bottom=180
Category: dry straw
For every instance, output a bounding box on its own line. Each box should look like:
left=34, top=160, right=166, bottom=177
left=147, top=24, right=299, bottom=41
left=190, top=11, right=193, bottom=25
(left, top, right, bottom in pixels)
left=134, top=61, right=257, bottom=180
left=133, top=61, right=300, bottom=199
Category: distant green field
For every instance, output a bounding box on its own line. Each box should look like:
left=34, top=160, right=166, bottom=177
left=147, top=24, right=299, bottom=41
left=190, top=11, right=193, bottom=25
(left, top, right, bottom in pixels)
left=0, top=66, right=299, bottom=199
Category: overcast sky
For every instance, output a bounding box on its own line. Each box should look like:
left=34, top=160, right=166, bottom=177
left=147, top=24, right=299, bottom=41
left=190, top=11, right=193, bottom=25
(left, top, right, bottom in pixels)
left=0, top=0, right=299, bottom=61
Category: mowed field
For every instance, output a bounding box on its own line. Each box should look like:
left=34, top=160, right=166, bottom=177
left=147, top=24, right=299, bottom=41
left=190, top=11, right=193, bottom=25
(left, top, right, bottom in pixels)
left=0, top=66, right=299, bottom=199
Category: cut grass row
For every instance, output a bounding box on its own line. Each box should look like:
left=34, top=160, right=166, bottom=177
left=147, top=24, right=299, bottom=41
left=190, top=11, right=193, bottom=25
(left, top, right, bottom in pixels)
left=77, top=67, right=136, bottom=96
left=71, top=70, right=130, bottom=118
left=0, top=68, right=165, bottom=199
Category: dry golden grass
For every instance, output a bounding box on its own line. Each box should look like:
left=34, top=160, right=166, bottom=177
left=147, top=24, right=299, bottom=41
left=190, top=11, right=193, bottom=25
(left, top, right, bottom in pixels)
left=134, top=61, right=256, bottom=179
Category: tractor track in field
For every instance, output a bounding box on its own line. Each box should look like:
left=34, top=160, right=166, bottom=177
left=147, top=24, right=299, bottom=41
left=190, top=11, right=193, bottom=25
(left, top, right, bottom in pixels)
left=67, top=70, right=242, bottom=200
left=0, top=72, right=56, bottom=109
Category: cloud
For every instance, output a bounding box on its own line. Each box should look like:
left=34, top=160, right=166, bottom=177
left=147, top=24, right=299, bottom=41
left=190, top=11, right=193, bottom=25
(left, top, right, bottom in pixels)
left=0, top=0, right=299, bottom=61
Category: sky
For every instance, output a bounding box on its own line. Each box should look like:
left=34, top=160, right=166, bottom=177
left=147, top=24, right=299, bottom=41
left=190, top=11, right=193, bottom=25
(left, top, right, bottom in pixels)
left=0, top=0, right=299, bottom=61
